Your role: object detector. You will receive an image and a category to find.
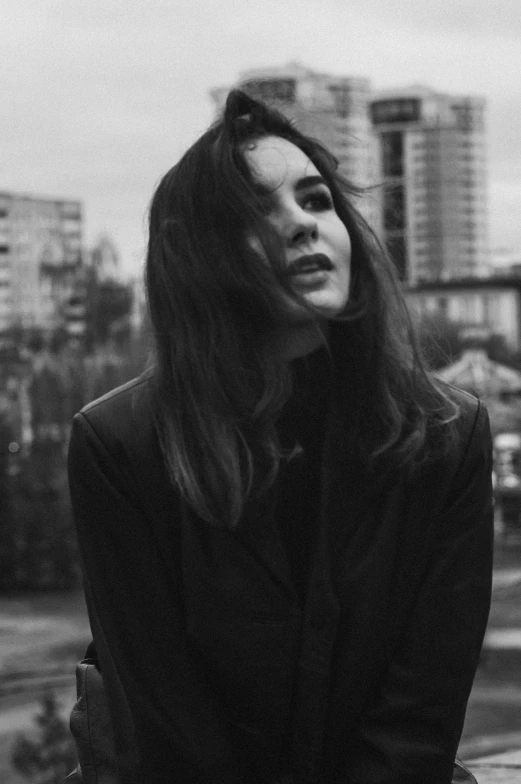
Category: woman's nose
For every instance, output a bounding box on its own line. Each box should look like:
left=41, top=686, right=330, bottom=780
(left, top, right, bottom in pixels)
left=284, top=208, right=318, bottom=247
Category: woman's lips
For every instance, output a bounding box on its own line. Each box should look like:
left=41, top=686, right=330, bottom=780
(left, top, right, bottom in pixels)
left=286, top=253, right=333, bottom=277
left=290, top=269, right=330, bottom=289
left=286, top=254, right=333, bottom=290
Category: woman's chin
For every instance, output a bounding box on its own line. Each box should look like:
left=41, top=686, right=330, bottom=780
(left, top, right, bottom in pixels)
left=299, top=292, right=348, bottom=320
left=278, top=283, right=349, bottom=322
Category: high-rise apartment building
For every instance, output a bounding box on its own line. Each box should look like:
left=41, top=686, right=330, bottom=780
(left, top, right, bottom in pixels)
left=0, top=193, right=82, bottom=332
left=210, top=63, right=381, bottom=231
left=211, top=69, right=490, bottom=287
left=370, top=86, right=488, bottom=284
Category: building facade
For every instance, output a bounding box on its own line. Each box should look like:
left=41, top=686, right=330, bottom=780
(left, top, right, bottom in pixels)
left=407, top=278, right=521, bottom=352
left=0, top=192, right=82, bottom=333
left=489, top=247, right=521, bottom=278
left=210, top=62, right=382, bottom=232
left=62, top=235, right=127, bottom=342
left=370, top=86, right=489, bottom=284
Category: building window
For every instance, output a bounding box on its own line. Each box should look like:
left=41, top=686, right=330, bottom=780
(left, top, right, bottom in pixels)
left=329, top=85, right=353, bottom=118
left=59, top=200, right=81, bottom=213
left=383, top=186, right=405, bottom=231
left=371, top=98, right=421, bottom=125
left=242, top=78, right=296, bottom=104
left=381, top=131, right=404, bottom=177
left=436, top=297, right=448, bottom=315
left=385, top=236, right=407, bottom=280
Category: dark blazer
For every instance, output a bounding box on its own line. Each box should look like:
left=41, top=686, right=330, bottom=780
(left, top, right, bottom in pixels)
left=68, top=369, right=493, bottom=784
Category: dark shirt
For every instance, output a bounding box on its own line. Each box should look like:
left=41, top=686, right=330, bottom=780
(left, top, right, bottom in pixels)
left=275, top=346, right=331, bottom=599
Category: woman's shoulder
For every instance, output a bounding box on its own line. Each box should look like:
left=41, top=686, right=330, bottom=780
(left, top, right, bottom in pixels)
left=428, top=379, right=491, bottom=479
left=436, top=379, right=488, bottom=438
left=73, top=369, right=157, bottom=455
left=69, top=369, right=179, bottom=524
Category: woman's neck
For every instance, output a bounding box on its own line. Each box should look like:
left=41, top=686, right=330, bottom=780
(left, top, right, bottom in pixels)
left=278, top=319, right=329, bottom=360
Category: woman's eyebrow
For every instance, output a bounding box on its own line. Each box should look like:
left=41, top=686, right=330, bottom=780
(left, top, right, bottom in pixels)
left=295, top=175, right=328, bottom=191
left=251, top=175, right=328, bottom=198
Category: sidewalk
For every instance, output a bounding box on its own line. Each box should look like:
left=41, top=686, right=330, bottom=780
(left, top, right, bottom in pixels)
left=458, top=564, right=521, bottom=766
left=481, top=566, right=521, bottom=655
left=484, top=628, right=521, bottom=647
left=492, top=567, right=521, bottom=590
left=469, top=748, right=521, bottom=784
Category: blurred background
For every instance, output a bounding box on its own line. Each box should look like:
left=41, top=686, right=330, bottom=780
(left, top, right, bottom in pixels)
left=2, top=1, right=521, bottom=781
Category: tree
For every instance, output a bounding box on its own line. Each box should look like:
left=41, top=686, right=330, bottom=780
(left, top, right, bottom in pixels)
left=10, top=692, right=77, bottom=784
left=84, top=269, right=133, bottom=351
left=0, top=408, right=17, bottom=590
left=5, top=434, right=80, bottom=592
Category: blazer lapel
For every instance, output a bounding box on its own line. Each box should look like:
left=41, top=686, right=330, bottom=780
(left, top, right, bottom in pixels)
left=234, top=495, right=296, bottom=597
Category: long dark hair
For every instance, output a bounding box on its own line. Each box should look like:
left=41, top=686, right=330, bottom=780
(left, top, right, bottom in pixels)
left=145, top=89, right=459, bottom=527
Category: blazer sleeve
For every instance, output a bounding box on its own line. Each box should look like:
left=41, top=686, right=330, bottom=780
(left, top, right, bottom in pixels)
left=347, top=400, right=494, bottom=784
left=68, top=412, right=247, bottom=784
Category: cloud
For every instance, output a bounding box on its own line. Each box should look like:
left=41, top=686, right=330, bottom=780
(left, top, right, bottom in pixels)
left=2, top=0, right=521, bottom=274
left=342, top=0, right=521, bottom=39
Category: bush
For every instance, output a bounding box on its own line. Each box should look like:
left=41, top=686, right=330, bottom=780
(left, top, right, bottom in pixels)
left=10, top=692, right=77, bottom=783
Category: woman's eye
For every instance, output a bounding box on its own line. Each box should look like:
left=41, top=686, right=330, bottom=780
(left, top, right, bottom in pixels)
left=302, top=191, right=333, bottom=211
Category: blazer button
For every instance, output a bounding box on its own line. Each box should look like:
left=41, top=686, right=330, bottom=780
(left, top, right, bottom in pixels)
left=310, top=613, right=327, bottom=631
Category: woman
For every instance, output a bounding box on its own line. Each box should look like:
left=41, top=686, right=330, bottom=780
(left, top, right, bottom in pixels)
left=67, top=90, right=493, bottom=784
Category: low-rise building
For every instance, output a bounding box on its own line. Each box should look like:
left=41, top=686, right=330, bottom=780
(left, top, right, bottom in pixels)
left=437, top=349, right=521, bottom=399
left=489, top=247, right=521, bottom=278
left=407, top=277, right=521, bottom=352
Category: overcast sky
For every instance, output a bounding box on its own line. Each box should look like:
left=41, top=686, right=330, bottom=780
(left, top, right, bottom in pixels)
left=2, top=0, right=519, bottom=278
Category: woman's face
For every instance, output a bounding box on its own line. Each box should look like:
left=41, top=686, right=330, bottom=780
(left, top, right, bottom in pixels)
left=244, top=135, right=351, bottom=321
